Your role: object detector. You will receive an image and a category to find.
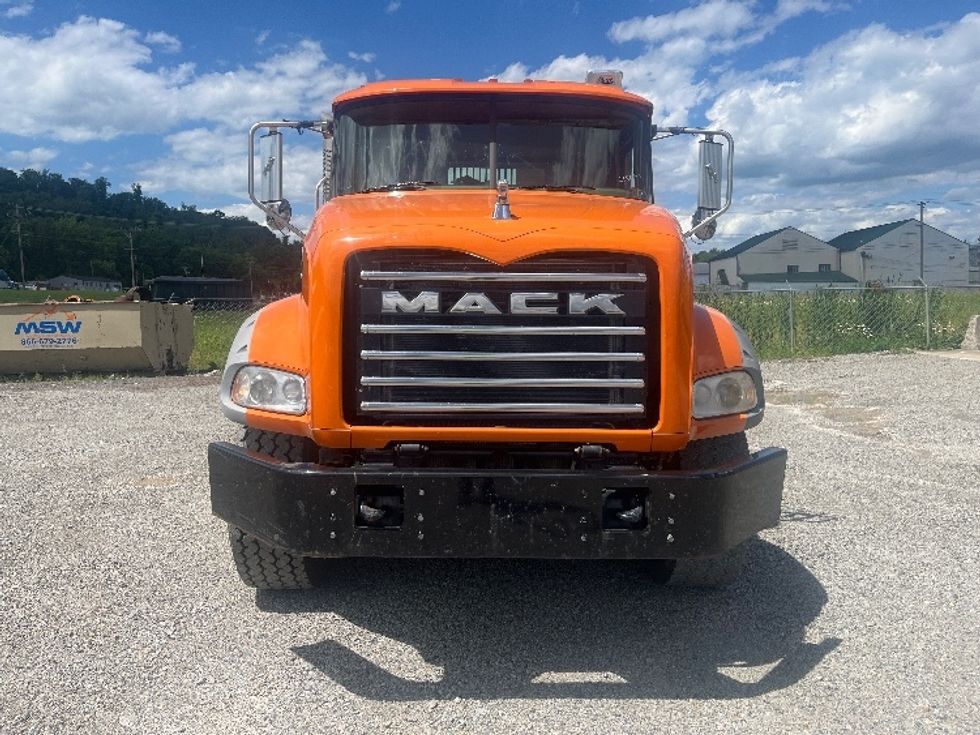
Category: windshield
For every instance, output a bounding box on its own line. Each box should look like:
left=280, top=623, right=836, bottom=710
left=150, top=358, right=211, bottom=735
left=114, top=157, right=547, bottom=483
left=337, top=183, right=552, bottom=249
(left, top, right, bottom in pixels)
left=333, top=94, right=652, bottom=200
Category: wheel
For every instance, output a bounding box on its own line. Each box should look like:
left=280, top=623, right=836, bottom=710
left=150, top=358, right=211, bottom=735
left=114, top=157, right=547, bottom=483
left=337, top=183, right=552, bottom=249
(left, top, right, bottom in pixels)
left=676, top=431, right=749, bottom=470
left=227, top=525, right=317, bottom=590
left=666, top=432, right=752, bottom=587
left=243, top=427, right=317, bottom=462
left=229, top=429, right=321, bottom=589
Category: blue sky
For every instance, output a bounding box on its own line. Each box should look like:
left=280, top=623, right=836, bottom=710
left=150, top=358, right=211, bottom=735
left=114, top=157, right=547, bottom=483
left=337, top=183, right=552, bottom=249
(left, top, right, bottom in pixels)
left=1, top=0, right=978, bottom=251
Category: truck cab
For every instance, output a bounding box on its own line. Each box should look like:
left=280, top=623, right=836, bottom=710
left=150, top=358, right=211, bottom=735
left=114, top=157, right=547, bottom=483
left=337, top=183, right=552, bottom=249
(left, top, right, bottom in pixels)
left=208, top=74, right=786, bottom=589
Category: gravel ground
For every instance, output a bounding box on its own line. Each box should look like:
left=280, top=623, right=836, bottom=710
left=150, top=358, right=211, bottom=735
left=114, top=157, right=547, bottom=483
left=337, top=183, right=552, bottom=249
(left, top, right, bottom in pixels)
left=1, top=352, right=978, bottom=734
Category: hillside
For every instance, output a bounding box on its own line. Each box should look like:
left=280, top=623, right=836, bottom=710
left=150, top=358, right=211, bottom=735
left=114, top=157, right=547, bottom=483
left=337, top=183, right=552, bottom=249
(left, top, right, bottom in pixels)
left=0, top=167, right=300, bottom=295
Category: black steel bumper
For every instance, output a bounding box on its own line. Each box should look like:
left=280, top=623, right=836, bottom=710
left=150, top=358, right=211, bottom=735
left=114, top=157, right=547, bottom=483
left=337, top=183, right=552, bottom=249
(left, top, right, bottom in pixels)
left=208, top=442, right=786, bottom=560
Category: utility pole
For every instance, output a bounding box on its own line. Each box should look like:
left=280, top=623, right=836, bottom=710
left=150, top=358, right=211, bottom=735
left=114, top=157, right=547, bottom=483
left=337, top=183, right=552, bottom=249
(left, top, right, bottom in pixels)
left=919, top=201, right=926, bottom=282
left=14, top=204, right=25, bottom=284
left=126, top=229, right=137, bottom=287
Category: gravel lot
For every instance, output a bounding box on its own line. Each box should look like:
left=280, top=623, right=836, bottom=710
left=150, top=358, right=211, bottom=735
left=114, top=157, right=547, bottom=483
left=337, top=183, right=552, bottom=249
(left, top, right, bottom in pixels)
left=1, top=352, right=978, bottom=734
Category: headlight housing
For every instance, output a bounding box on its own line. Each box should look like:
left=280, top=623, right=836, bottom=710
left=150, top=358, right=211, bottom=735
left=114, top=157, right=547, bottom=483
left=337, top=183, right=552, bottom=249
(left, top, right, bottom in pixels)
left=230, top=366, right=307, bottom=415
left=693, top=370, right=758, bottom=419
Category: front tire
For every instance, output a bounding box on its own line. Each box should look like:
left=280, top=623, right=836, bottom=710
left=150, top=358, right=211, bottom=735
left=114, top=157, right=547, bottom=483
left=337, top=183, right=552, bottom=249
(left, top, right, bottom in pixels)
left=228, top=525, right=317, bottom=590
left=666, top=432, right=752, bottom=588
left=243, top=427, right=317, bottom=462
left=228, top=429, right=321, bottom=590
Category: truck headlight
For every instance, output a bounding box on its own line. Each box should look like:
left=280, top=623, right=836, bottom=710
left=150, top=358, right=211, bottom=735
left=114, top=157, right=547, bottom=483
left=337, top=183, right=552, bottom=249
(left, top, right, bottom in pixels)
left=230, top=366, right=307, bottom=415
left=693, top=371, right=758, bottom=419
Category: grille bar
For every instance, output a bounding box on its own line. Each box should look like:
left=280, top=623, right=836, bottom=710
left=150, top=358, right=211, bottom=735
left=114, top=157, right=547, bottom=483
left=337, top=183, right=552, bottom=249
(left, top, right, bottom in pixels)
left=361, top=270, right=648, bottom=283
left=360, top=350, right=646, bottom=362
left=347, top=250, right=657, bottom=428
left=360, top=402, right=646, bottom=415
left=361, top=377, right=646, bottom=389
left=361, top=324, right=646, bottom=336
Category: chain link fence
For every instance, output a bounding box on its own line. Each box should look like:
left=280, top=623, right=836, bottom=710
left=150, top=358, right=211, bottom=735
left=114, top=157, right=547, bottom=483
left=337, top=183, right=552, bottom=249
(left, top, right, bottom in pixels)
left=696, top=285, right=980, bottom=359
left=188, top=299, right=264, bottom=372
left=188, top=286, right=980, bottom=371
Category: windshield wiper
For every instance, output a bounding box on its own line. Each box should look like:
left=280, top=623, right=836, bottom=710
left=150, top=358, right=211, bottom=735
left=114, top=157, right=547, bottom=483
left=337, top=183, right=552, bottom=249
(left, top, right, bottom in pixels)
left=358, top=180, right=438, bottom=193
left=512, top=185, right=597, bottom=193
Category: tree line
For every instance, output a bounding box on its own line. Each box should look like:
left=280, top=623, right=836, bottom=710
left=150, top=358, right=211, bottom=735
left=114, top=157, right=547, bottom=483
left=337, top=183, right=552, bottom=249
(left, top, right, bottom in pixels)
left=0, top=167, right=300, bottom=295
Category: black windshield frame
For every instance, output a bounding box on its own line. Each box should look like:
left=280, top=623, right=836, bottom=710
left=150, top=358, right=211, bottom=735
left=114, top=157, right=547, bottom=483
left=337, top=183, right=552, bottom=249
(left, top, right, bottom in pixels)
left=332, top=93, right=653, bottom=201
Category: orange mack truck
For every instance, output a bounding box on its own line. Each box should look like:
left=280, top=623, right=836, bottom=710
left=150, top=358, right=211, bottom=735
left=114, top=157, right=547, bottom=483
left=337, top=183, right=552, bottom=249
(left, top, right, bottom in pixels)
left=208, top=71, right=787, bottom=589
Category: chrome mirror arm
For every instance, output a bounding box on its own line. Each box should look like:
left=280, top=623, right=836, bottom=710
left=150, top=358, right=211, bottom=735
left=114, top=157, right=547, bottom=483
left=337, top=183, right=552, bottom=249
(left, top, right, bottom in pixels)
left=248, top=120, right=327, bottom=240
left=654, top=127, right=734, bottom=241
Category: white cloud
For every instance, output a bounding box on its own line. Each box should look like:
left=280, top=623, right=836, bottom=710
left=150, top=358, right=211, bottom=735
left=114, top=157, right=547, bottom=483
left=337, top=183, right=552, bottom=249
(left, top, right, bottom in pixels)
left=385, top=0, right=401, bottom=14
left=773, top=0, right=837, bottom=23
left=179, top=40, right=366, bottom=129
left=495, top=48, right=711, bottom=125
left=707, top=15, right=980, bottom=187
left=500, top=1, right=843, bottom=125
left=3, top=1, right=32, bottom=19
left=0, top=146, right=58, bottom=170
left=137, top=125, right=326, bottom=210
left=348, top=50, right=377, bottom=63
left=0, top=17, right=366, bottom=142
left=136, top=127, right=247, bottom=198
left=609, top=0, right=755, bottom=44
left=255, top=29, right=270, bottom=46
left=0, top=17, right=182, bottom=141
left=144, top=30, right=181, bottom=53
left=0, top=15, right=364, bottom=212
left=493, top=5, right=980, bottom=250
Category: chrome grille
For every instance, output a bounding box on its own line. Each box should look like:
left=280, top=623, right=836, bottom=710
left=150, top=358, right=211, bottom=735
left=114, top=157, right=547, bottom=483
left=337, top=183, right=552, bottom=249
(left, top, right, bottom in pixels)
left=345, top=251, right=658, bottom=427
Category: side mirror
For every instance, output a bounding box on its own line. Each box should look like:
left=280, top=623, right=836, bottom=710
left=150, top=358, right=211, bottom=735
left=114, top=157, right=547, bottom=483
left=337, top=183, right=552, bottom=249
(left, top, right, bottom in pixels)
left=692, top=137, right=723, bottom=241
left=259, top=131, right=291, bottom=226
left=248, top=119, right=328, bottom=240
left=259, top=131, right=283, bottom=204
left=654, top=127, right=734, bottom=241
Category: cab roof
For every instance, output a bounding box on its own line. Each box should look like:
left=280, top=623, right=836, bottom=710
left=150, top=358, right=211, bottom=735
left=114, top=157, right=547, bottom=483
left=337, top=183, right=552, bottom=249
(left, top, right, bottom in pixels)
left=332, top=78, right=654, bottom=112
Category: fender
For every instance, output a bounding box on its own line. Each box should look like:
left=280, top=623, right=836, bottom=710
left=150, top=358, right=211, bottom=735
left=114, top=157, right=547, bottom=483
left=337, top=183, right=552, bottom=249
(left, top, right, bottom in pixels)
left=690, top=303, right=765, bottom=440
left=219, top=295, right=313, bottom=437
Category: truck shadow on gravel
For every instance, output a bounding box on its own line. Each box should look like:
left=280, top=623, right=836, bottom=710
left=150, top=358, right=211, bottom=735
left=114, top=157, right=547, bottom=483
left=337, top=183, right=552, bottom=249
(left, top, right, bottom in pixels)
left=258, top=539, right=839, bottom=701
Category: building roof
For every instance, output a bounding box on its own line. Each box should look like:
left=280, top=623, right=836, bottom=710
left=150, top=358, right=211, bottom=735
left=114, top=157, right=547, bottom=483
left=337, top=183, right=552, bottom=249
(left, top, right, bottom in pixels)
left=828, top=219, right=911, bottom=252
left=740, top=271, right=858, bottom=284
left=709, top=227, right=797, bottom=261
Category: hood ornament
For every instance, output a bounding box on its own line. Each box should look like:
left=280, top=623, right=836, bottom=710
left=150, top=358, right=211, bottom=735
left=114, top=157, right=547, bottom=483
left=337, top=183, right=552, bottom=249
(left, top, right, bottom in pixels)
left=491, top=180, right=513, bottom=220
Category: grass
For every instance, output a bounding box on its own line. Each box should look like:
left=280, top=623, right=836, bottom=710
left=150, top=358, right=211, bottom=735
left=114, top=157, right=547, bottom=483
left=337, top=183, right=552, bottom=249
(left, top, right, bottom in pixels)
left=0, top=289, right=118, bottom=304
left=697, top=287, right=980, bottom=359
left=189, top=309, right=253, bottom=372
left=930, top=289, right=980, bottom=349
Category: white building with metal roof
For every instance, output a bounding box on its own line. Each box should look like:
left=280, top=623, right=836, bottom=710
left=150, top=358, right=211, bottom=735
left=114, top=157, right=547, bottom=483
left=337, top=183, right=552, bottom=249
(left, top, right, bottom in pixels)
left=707, top=227, right=841, bottom=288
left=829, top=220, right=970, bottom=287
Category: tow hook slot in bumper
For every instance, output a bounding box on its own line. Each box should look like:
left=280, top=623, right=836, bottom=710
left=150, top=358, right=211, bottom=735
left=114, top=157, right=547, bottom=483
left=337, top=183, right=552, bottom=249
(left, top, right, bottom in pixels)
left=356, top=486, right=404, bottom=528
left=602, top=489, right=648, bottom=530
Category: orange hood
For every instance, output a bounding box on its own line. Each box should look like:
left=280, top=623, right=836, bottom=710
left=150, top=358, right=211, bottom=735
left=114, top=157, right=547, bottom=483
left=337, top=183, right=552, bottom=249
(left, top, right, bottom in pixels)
left=306, top=190, right=683, bottom=263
